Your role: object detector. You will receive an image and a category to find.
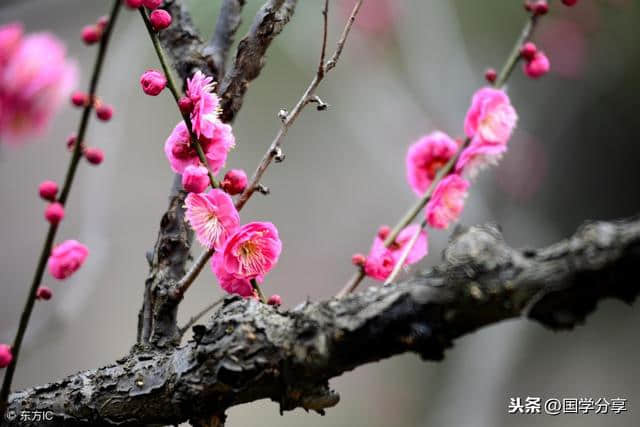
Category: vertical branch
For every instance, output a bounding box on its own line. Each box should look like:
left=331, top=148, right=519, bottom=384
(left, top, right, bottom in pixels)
left=0, top=0, right=123, bottom=410
left=207, top=0, right=247, bottom=73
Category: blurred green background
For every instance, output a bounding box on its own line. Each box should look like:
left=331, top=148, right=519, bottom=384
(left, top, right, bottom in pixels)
left=1, top=0, right=639, bottom=426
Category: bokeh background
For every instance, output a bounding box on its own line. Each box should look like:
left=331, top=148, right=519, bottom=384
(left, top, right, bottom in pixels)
left=2, top=0, right=640, bottom=426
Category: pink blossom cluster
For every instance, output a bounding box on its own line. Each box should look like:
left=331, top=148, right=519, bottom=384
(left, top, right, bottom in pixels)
left=361, top=87, right=518, bottom=282
left=0, top=23, right=77, bottom=145
left=162, top=71, right=280, bottom=299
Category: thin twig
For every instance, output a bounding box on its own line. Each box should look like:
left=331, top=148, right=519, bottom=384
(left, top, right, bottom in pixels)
left=337, top=8, right=542, bottom=297
left=0, top=0, right=123, bottom=410
left=139, top=8, right=219, bottom=189
left=178, top=297, right=225, bottom=338
left=177, top=0, right=365, bottom=296
left=384, top=219, right=427, bottom=285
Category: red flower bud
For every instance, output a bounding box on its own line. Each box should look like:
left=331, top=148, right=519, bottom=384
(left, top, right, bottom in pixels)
left=36, top=286, right=53, bottom=301
left=45, top=202, right=65, bottom=225
left=39, top=180, right=59, bottom=202
left=150, top=9, right=172, bottom=31
left=81, top=25, right=101, bottom=45
left=178, top=96, right=194, bottom=114
left=84, top=147, right=105, bottom=165
left=351, top=253, right=366, bottom=267
left=484, top=68, right=497, bottom=84
left=96, top=104, right=114, bottom=121
left=71, top=91, right=88, bottom=107
left=267, top=294, right=282, bottom=306
left=221, top=169, right=248, bottom=195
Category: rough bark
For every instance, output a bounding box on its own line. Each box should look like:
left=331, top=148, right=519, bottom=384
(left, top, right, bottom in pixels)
left=206, top=0, right=247, bottom=74
left=6, top=217, right=639, bottom=426
left=218, top=0, right=298, bottom=123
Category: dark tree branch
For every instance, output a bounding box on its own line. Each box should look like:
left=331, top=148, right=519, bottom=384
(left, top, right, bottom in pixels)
left=218, top=0, right=298, bottom=123
left=7, top=217, right=640, bottom=426
left=138, top=174, right=193, bottom=347
left=206, top=0, right=247, bottom=74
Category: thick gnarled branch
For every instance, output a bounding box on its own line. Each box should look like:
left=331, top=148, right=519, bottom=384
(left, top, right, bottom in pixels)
left=6, top=217, right=639, bottom=426
left=218, top=0, right=298, bottom=122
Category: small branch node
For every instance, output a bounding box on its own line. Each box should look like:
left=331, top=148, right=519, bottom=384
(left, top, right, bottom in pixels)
left=257, top=184, right=271, bottom=195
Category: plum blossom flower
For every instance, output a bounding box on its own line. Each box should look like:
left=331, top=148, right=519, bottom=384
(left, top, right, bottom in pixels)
left=364, top=224, right=428, bottom=281
left=186, top=71, right=220, bottom=140
left=0, top=343, right=12, bottom=368
left=47, top=239, right=89, bottom=280
left=0, top=23, right=22, bottom=69
left=0, top=28, right=77, bottom=145
left=184, top=189, right=240, bottom=250
left=425, top=175, right=470, bottom=229
left=164, top=121, right=234, bottom=175
left=211, top=252, right=256, bottom=297
left=218, top=222, right=282, bottom=280
left=406, top=131, right=458, bottom=196
left=464, top=87, right=517, bottom=145
left=455, top=141, right=507, bottom=179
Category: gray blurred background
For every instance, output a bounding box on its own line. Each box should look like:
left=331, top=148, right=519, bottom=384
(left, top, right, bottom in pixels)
left=1, top=0, right=639, bottom=426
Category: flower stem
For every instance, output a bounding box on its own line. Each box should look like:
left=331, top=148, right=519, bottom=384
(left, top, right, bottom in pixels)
left=251, top=279, right=267, bottom=304
left=139, top=9, right=219, bottom=189
left=337, top=7, right=543, bottom=298
left=0, top=0, right=123, bottom=411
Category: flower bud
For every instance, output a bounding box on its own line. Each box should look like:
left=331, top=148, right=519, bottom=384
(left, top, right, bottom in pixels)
left=67, top=134, right=78, bottom=151
left=81, top=25, right=101, bottom=45
left=351, top=253, right=366, bottom=266
left=84, top=147, right=104, bottom=165
left=150, top=9, right=172, bottom=31
left=533, top=0, right=549, bottom=15
left=36, top=286, right=53, bottom=301
left=96, top=16, right=109, bottom=32
left=140, top=69, right=167, bottom=96
left=178, top=96, right=194, bottom=114
left=524, top=51, right=550, bottom=79
left=182, top=165, right=210, bottom=193
left=96, top=104, right=113, bottom=121
left=0, top=344, right=13, bottom=368
left=562, top=0, right=578, bottom=5
left=45, top=202, right=65, bottom=225
left=484, top=68, right=497, bottom=84
left=377, top=225, right=391, bottom=241
left=71, top=91, right=88, bottom=107
left=39, top=180, right=58, bottom=201
left=221, top=169, right=248, bottom=195
left=520, top=42, right=537, bottom=61
left=143, top=0, right=163, bottom=9
left=267, top=294, right=282, bottom=306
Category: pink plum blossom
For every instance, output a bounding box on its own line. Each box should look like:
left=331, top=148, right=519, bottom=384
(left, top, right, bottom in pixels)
left=184, top=189, right=240, bottom=250
left=425, top=175, right=470, bottom=229
left=464, top=87, right=517, bottom=145
left=211, top=252, right=255, bottom=297
left=0, top=343, right=12, bottom=368
left=0, top=23, right=22, bottom=69
left=218, top=222, right=282, bottom=280
left=181, top=164, right=210, bottom=193
left=406, top=131, right=458, bottom=196
left=186, top=71, right=220, bottom=140
left=164, top=121, right=234, bottom=175
left=364, top=224, right=428, bottom=282
left=0, top=29, right=77, bottom=145
left=455, top=141, right=507, bottom=180
left=47, top=239, right=89, bottom=280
